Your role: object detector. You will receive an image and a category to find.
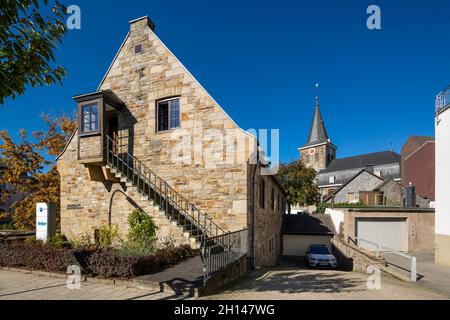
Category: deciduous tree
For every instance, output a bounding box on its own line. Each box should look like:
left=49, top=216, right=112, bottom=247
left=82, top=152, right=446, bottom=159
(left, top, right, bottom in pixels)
left=0, top=113, right=76, bottom=230
left=277, top=160, right=319, bottom=211
left=0, top=0, right=67, bottom=105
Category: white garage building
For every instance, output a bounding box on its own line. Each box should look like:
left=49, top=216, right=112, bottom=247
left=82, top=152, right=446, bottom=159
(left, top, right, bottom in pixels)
left=282, top=213, right=335, bottom=257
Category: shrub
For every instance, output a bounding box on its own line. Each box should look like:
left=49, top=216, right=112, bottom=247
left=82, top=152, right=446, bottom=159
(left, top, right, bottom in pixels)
left=48, top=233, right=72, bottom=249
left=127, top=209, right=158, bottom=249
left=88, top=245, right=199, bottom=278
left=0, top=242, right=94, bottom=274
left=0, top=242, right=199, bottom=279
left=97, top=224, right=120, bottom=248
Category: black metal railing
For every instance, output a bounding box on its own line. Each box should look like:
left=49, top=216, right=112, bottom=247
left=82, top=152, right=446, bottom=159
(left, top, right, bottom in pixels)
left=105, top=135, right=226, bottom=243
left=201, top=228, right=249, bottom=283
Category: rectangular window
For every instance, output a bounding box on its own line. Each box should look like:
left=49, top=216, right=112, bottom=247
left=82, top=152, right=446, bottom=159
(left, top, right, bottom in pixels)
left=157, top=98, right=180, bottom=132
left=260, top=178, right=265, bottom=209
left=271, top=187, right=275, bottom=211
left=81, top=103, right=99, bottom=133
left=329, top=176, right=336, bottom=184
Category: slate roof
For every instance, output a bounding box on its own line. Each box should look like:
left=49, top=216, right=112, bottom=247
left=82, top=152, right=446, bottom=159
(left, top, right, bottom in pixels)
left=320, top=150, right=401, bottom=174
left=302, top=99, right=330, bottom=148
left=282, top=213, right=335, bottom=235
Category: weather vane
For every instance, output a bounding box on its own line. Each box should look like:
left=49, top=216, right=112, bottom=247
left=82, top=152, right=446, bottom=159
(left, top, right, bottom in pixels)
left=315, top=83, right=320, bottom=105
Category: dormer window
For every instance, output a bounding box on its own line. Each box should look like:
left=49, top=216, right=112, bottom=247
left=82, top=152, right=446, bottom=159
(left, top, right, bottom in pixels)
left=81, top=103, right=99, bottom=134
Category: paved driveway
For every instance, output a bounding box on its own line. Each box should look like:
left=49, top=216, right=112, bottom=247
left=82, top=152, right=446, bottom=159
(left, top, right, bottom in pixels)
left=202, top=266, right=449, bottom=300
left=383, top=251, right=450, bottom=297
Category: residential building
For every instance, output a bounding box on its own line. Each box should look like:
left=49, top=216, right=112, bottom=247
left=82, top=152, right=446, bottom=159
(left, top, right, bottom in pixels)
left=299, top=99, right=401, bottom=204
left=435, top=85, right=450, bottom=267
left=401, top=136, right=435, bottom=206
left=56, top=16, right=286, bottom=268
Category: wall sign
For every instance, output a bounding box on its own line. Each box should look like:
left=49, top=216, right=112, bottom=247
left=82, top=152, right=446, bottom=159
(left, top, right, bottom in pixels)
left=67, top=204, right=83, bottom=210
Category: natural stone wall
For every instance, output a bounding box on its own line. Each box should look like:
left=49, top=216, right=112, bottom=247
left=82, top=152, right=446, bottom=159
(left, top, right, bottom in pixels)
left=300, top=144, right=331, bottom=172
left=333, top=239, right=385, bottom=273
left=97, top=17, right=255, bottom=233
left=78, top=135, right=102, bottom=160
left=58, top=133, right=190, bottom=247
left=332, top=171, right=383, bottom=204
left=252, top=166, right=285, bottom=267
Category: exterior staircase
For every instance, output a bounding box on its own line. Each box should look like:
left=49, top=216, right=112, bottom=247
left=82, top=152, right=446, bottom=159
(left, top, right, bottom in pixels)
left=104, top=135, right=226, bottom=248
left=104, top=135, right=249, bottom=287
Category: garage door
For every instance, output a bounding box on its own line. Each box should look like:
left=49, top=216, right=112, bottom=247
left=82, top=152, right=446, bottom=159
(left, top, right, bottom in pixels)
left=283, top=234, right=332, bottom=257
left=356, top=218, right=408, bottom=252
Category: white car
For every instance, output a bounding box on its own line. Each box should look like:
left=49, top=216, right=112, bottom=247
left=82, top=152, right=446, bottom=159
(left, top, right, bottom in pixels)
left=305, top=245, right=338, bottom=269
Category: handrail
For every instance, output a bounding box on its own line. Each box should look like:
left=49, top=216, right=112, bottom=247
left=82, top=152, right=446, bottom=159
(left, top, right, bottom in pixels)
left=348, top=236, right=417, bottom=282
left=201, top=228, right=249, bottom=284
left=104, top=135, right=226, bottom=241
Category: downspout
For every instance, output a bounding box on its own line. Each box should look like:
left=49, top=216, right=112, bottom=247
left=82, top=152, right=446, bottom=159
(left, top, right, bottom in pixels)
left=251, top=145, right=260, bottom=270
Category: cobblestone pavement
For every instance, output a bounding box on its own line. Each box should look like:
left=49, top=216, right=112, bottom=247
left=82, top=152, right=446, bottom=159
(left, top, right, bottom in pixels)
left=201, top=267, right=450, bottom=300
left=0, top=270, right=183, bottom=300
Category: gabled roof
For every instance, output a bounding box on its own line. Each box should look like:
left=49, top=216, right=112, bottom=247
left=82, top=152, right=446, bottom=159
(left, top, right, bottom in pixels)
left=323, top=169, right=384, bottom=202
left=320, top=150, right=400, bottom=174
left=301, top=98, right=330, bottom=149
left=283, top=213, right=335, bottom=235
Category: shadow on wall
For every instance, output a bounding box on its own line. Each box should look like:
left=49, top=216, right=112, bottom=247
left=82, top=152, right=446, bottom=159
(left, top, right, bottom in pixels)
left=108, top=189, right=142, bottom=225
left=332, top=244, right=354, bottom=272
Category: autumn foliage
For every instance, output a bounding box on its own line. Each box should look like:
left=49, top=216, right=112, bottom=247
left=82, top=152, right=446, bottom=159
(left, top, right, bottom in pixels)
left=0, top=113, right=76, bottom=230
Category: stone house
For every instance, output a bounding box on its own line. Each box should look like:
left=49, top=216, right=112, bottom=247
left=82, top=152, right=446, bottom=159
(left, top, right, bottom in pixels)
left=56, top=16, right=286, bottom=268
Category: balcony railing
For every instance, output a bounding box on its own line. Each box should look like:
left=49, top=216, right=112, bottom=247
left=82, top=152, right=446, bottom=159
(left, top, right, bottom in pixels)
left=436, top=85, right=450, bottom=115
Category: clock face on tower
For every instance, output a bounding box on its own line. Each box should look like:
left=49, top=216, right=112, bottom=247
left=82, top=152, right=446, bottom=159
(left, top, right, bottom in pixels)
left=309, top=148, right=316, bottom=155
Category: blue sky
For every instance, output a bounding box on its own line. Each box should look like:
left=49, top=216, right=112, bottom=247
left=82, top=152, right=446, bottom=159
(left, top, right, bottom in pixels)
left=1, top=0, right=449, bottom=163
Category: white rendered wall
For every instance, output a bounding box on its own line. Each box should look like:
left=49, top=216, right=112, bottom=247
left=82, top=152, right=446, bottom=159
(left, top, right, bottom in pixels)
left=436, top=108, right=450, bottom=236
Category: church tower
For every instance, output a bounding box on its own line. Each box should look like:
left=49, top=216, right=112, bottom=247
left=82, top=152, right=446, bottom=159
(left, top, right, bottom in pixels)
left=299, top=97, right=337, bottom=172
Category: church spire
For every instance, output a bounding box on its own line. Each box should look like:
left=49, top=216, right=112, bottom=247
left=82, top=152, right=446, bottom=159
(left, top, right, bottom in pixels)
left=304, top=96, right=330, bottom=147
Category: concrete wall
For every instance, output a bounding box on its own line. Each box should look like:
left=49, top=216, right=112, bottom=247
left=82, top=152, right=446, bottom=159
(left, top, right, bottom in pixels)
left=436, top=106, right=450, bottom=266
left=283, top=234, right=332, bottom=256
left=340, top=208, right=435, bottom=252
